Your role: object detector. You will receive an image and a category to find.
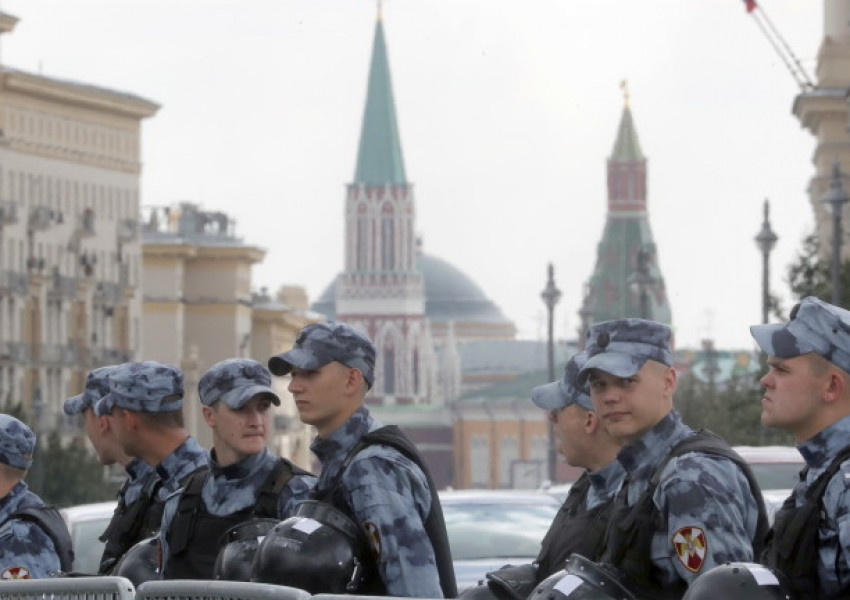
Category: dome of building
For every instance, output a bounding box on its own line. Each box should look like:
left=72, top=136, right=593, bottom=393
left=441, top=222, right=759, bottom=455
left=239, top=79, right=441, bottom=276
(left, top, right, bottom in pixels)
left=311, top=253, right=515, bottom=339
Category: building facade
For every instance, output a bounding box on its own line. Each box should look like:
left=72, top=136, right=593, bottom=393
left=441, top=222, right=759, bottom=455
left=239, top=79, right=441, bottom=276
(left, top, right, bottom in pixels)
left=0, top=11, right=158, bottom=430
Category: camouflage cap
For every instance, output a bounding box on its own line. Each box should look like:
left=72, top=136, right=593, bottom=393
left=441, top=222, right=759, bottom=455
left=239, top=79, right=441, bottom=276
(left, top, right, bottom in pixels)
left=750, top=296, right=850, bottom=373
left=0, top=414, right=36, bottom=470
left=95, top=361, right=184, bottom=415
left=532, top=352, right=593, bottom=411
left=268, top=321, right=376, bottom=388
left=199, top=358, right=280, bottom=409
left=577, top=318, right=674, bottom=386
left=63, top=365, right=122, bottom=416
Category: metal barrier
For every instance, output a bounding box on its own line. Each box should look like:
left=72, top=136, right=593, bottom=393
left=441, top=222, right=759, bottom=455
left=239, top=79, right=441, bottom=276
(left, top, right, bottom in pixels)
left=0, top=576, right=135, bottom=600
left=136, top=580, right=313, bottom=600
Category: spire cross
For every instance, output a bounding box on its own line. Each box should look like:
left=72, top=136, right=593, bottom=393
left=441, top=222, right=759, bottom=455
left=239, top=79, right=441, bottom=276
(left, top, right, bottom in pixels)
left=620, top=79, right=630, bottom=108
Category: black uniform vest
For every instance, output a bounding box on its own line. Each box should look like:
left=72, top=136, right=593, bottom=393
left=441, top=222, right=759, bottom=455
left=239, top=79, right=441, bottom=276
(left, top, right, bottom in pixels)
left=311, top=425, right=458, bottom=598
left=98, top=474, right=164, bottom=574
left=535, top=472, right=614, bottom=580
left=163, top=458, right=308, bottom=580
left=601, top=430, right=769, bottom=600
left=763, top=444, right=850, bottom=600
left=1, top=505, right=74, bottom=573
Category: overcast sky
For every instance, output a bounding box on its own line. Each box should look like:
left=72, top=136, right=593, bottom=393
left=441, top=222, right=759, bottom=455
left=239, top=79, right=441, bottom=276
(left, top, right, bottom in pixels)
left=1, top=0, right=825, bottom=350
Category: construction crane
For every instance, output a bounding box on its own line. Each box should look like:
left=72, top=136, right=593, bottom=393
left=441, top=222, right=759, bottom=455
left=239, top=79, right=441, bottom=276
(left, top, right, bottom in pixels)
left=741, top=0, right=815, bottom=90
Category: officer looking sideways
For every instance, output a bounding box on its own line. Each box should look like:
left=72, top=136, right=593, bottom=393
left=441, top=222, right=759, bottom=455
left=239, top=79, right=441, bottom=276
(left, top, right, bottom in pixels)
left=478, top=352, right=624, bottom=600
left=751, top=296, right=850, bottom=599
left=578, top=318, right=768, bottom=598
left=0, top=414, right=73, bottom=579
left=63, top=365, right=160, bottom=574
left=268, top=321, right=457, bottom=598
left=94, top=361, right=208, bottom=505
left=158, top=358, right=316, bottom=579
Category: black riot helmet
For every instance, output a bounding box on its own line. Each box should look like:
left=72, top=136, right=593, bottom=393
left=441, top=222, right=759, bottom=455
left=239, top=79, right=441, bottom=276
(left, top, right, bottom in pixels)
left=528, top=555, right=638, bottom=600
left=213, top=518, right=281, bottom=582
left=250, top=500, right=371, bottom=593
left=112, top=536, right=160, bottom=587
left=682, top=562, right=792, bottom=600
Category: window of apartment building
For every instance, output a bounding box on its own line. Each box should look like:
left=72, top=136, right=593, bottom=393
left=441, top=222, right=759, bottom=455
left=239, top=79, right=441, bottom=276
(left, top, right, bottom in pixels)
left=470, top=435, right=490, bottom=488
left=499, top=436, right=519, bottom=488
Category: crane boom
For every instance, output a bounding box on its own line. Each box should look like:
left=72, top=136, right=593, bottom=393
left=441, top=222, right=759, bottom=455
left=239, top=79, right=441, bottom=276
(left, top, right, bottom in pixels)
left=742, top=0, right=815, bottom=90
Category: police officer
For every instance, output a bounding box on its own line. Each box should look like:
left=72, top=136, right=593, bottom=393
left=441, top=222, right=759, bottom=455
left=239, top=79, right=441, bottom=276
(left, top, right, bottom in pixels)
left=63, top=365, right=161, bottom=574
left=480, top=352, right=624, bottom=600
left=750, top=296, right=850, bottom=599
left=94, top=361, right=208, bottom=506
left=578, top=318, right=767, bottom=598
left=0, top=414, right=73, bottom=579
left=268, top=321, right=457, bottom=598
left=158, top=358, right=316, bottom=579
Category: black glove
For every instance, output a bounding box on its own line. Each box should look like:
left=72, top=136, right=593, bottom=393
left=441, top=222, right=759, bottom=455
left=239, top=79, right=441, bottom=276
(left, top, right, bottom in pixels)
left=486, top=563, right=539, bottom=600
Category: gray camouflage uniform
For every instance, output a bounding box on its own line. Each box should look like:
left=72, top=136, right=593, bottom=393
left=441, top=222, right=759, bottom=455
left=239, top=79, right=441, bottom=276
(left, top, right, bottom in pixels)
left=751, top=296, right=850, bottom=596
left=578, top=319, right=761, bottom=588
left=158, top=358, right=316, bottom=575
left=0, top=415, right=61, bottom=579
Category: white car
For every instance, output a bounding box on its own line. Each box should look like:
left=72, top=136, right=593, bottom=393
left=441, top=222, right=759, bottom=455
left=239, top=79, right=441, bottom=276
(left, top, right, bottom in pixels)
left=733, top=445, right=803, bottom=523
left=440, top=489, right=559, bottom=591
left=59, top=501, right=117, bottom=574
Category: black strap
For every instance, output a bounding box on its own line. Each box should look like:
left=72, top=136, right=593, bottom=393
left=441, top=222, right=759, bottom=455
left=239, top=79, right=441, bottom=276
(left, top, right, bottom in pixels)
left=2, top=505, right=74, bottom=572
left=167, top=467, right=210, bottom=556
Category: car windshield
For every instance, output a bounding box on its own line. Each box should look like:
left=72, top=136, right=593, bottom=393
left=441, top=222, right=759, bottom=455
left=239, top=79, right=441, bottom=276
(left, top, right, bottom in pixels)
left=443, top=502, right=558, bottom=560
left=70, top=517, right=111, bottom=574
left=747, top=463, right=802, bottom=491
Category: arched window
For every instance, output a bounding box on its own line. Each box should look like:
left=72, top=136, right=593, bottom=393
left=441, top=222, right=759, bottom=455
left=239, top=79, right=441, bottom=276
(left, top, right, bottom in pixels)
left=356, top=204, right=368, bottom=270
left=412, top=349, right=420, bottom=395
left=381, top=204, right=394, bottom=270
left=383, top=347, right=395, bottom=395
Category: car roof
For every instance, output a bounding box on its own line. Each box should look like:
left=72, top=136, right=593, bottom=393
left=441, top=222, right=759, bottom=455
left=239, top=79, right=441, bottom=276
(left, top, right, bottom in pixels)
left=439, top=489, right=559, bottom=505
left=59, top=501, right=117, bottom=522
left=732, top=446, right=803, bottom=463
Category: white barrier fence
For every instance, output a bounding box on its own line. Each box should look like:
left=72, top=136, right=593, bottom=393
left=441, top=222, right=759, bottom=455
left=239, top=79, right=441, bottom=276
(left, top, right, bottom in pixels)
left=0, top=578, right=440, bottom=600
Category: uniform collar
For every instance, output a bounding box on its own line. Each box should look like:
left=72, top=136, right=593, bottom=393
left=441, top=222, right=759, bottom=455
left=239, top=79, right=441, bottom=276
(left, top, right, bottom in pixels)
left=587, top=459, right=626, bottom=499
left=616, top=410, right=691, bottom=478
left=125, top=457, right=154, bottom=482
left=798, top=414, right=850, bottom=469
left=0, top=481, right=28, bottom=517
left=211, top=447, right=270, bottom=480
left=155, top=436, right=208, bottom=484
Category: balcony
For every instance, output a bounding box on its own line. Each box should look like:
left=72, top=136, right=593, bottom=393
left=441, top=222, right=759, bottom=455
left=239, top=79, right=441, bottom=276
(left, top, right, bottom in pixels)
left=78, top=209, right=96, bottom=237
left=39, top=344, right=78, bottom=365
left=0, top=271, right=28, bottom=295
left=28, top=205, right=63, bottom=231
left=50, top=271, right=78, bottom=300
left=0, top=201, right=18, bottom=225
left=91, top=347, right=132, bottom=365
left=0, top=341, right=28, bottom=362
left=96, top=281, right=123, bottom=305
left=117, top=218, right=138, bottom=243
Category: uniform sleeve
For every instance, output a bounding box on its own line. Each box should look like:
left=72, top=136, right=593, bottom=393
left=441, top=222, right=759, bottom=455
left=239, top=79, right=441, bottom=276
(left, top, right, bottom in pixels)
left=276, top=474, right=318, bottom=518
left=157, top=492, right=181, bottom=578
left=0, top=520, right=62, bottom=579
left=654, top=454, right=758, bottom=585
left=822, top=468, right=850, bottom=593
left=342, top=448, right=442, bottom=598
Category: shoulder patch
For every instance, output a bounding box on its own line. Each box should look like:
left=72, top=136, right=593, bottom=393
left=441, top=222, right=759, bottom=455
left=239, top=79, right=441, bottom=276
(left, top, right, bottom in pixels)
left=363, top=521, right=382, bottom=559
left=1, top=566, right=31, bottom=579
left=672, top=526, right=707, bottom=572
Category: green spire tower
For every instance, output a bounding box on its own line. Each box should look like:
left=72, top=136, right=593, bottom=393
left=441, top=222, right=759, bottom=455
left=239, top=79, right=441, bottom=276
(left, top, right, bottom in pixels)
left=579, top=85, right=672, bottom=337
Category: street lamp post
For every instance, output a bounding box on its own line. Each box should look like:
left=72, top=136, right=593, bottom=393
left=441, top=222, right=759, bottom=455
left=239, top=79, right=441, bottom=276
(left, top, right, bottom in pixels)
left=754, top=199, right=778, bottom=324
left=540, top=263, right=561, bottom=483
left=822, top=159, right=850, bottom=306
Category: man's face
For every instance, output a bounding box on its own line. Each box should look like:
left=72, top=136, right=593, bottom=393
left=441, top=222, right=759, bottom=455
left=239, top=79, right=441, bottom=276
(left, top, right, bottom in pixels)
left=204, top=394, right=272, bottom=465
left=550, top=403, right=591, bottom=468
left=759, top=354, right=828, bottom=441
left=288, top=361, right=359, bottom=436
left=588, top=360, right=675, bottom=443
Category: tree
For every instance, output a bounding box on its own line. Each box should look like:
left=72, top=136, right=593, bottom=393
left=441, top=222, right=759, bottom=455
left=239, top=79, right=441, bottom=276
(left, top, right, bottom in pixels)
left=787, top=232, right=850, bottom=304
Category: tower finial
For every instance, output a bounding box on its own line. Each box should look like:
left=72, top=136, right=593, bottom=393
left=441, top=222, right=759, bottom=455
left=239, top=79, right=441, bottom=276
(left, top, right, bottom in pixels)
left=620, top=79, right=630, bottom=108
left=377, top=0, right=383, bottom=21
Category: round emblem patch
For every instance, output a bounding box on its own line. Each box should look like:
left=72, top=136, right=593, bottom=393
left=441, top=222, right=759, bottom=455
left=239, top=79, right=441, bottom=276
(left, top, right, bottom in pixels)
left=672, top=526, right=707, bottom=572
left=1, top=566, right=31, bottom=579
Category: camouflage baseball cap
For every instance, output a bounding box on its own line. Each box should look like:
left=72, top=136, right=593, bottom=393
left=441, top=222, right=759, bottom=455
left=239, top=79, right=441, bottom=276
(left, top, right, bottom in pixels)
left=63, top=365, right=122, bottom=416
left=577, top=318, right=674, bottom=386
left=750, top=296, right=850, bottom=373
left=268, top=321, right=376, bottom=388
left=95, top=361, right=184, bottom=415
left=199, top=358, right=280, bottom=409
left=0, top=414, right=35, bottom=470
left=532, top=352, right=593, bottom=411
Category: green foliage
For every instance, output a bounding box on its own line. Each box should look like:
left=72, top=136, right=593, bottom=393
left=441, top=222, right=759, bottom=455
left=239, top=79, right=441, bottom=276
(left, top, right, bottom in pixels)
left=676, top=371, right=792, bottom=446
left=27, top=431, right=119, bottom=508
left=787, top=232, right=850, bottom=305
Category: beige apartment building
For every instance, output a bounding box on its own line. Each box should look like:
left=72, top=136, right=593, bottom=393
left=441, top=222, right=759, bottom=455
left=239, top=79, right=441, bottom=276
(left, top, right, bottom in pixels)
left=0, top=12, right=158, bottom=429
left=141, top=202, right=317, bottom=464
left=793, top=0, right=850, bottom=252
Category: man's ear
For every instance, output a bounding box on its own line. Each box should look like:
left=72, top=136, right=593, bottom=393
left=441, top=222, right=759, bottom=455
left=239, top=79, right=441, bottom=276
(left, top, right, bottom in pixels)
left=202, top=405, right=216, bottom=428
left=584, top=410, right=597, bottom=435
left=824, top=368, right=847, bottom=405
left=345, top=368, right=365, bottom=395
